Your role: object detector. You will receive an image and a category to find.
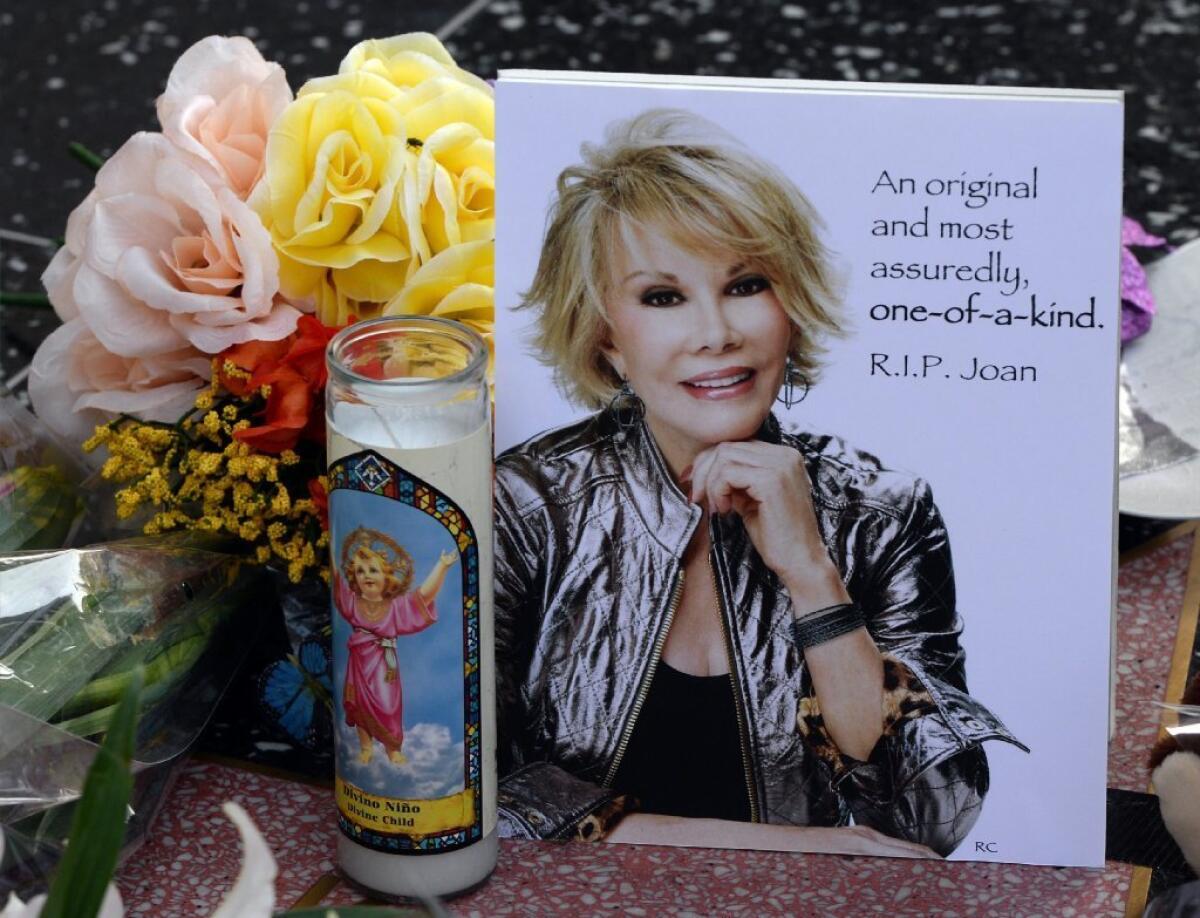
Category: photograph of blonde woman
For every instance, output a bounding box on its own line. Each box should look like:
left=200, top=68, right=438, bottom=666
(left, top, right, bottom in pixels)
left=493, top=108, right=1026, bottom=859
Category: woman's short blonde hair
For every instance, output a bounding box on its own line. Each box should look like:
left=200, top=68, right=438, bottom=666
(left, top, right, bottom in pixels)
left=521, top=108, right=845, bottom=409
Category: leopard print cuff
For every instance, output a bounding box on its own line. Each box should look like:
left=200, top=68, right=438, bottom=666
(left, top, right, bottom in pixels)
left=573, top=793, right=637, bottom=842
left=795, top=654, right=937, bottom=781
left=498, top=762, right=639, bottom=841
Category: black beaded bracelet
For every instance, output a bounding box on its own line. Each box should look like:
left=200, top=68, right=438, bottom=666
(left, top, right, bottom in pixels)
left=791, top=602, right=867, bottom=649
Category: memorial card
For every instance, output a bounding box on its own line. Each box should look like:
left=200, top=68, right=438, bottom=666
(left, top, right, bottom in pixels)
left=492, top=71, right=1122, bottom=867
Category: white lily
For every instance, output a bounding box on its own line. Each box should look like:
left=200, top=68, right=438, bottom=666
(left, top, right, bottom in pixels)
left=0, top=802, right=276, bottom=918
left=0, top=887, right=123, bottom=918
left=209, top=802, right=278, bottom=918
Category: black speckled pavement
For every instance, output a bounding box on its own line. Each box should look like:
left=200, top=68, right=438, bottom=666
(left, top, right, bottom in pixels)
left=2, top=0, right=1197, bottom=382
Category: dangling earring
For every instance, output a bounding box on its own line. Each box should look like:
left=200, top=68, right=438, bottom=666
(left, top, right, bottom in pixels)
left=608, top=378, right=644, bottom=432
left=776, top=356, right=809, bottom=409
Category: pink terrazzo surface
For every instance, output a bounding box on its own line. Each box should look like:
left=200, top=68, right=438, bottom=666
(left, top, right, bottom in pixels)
left=115, top=530, right=1197, bottom=917
left=1109, top=533, right=1194, bottom=793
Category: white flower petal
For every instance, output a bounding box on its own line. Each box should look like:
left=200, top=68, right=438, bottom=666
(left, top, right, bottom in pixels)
left=115, top=246, right=233, bottom=318
left=159, top=36, right=288, bottom=111
left=209, top=802, right=277, bottom=918
left=29, top=319, right=209, bottom=453
left=63, top=190, right=97, bottom=255
left=93, top=133, right=175, bottom=198
left=87, top=194, right=183, bottom=275
left=154, top=155, right=226, bottom=241
left=1, top=891, right=43, bottom=918
left=220, top=186, right=279, bottom=311
left=74, top=379, right=205, bottom=422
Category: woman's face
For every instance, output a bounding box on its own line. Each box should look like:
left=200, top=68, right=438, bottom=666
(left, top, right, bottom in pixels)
left=602, top=223, right=792, bottom=474
left=353, top=553, right=386, bottom=601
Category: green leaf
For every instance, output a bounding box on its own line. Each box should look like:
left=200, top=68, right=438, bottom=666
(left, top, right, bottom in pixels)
left=40, top=668, right=144, bottom=918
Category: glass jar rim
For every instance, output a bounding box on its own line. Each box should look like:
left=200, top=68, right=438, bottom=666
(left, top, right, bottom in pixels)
left=326, top=316, right=488, bottom=390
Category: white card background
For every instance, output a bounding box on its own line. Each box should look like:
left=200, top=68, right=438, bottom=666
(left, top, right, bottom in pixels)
left=495, top=74, right=1122, bottom=868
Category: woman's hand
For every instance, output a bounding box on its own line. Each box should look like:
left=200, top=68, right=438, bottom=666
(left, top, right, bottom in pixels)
left=687, top=442, right=846, bottom=605
left=439, top=549, right=458, bottom=568
left=690, top=441, right=883, bottom=758
left=605, top=813, right=937, bottom=859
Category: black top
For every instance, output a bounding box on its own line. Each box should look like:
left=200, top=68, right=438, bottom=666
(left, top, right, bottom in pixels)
left=612, top=661, right=752, bottom=822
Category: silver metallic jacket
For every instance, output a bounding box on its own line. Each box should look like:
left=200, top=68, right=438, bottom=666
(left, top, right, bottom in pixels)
left=494, top=410, right=1025, bottom=856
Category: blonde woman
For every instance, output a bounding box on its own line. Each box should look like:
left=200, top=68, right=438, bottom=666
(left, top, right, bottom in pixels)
left=495, top=110, right=1024, bottom=857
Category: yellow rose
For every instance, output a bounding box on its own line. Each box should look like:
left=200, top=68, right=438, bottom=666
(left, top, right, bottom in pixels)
left=340, top=35, right=494, bottom=295
left=382, top=240, right=493, bottom=363
left=340, top=34, right=493, bottom=112
left=252, top=70, right=412, bottom=306
left=253, top=33, right=494, bottom=328
left=419, top=123, right=495, bottom=252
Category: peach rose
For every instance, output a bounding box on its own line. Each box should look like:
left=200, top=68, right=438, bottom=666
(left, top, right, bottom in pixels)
left=156, top=36, right=292, bottom=199
left=33, top=132, right=303, bottom=441
left=44, top=131, right=300, bottom=356
left=29, top=319, right=211, bottom=446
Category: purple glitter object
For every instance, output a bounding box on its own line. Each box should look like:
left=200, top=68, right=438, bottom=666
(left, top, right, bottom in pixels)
left=1120, top=216, right=1168, bottom=344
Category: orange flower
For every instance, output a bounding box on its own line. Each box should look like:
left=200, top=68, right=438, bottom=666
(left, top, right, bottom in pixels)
left=219, top=316, right=341, bottom=453
left=219, top=338, right=291, bottom=396
left=277, top=315, right=337, bottom=390
left=235, top=365, right=314, bottom=453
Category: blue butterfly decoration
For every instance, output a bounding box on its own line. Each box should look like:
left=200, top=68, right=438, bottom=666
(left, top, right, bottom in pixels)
left=258, top=636, right=333, bottom=750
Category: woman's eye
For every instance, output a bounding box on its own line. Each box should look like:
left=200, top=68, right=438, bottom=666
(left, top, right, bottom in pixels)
left=640, top=288, right=684, bottom=308
left=728, top=275, right=770, bottom=297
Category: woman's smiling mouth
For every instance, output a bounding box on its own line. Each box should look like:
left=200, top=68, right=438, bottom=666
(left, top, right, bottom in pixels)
left=681, top=367, right=757, bottom=399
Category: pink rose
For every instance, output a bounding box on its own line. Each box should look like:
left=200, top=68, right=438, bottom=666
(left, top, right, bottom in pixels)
left=32, top=132, right=303, bottom=441
left=29, top=319, right=211, bottom=446
left=45, top=131, right=300, bottom=354
left=157, top=36, right=292, bottom=199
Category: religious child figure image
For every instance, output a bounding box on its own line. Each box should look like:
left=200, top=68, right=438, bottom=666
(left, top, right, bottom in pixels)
left=494, top=108, right=1028, bottom=858
left=334, top=526, right=457, bottom=766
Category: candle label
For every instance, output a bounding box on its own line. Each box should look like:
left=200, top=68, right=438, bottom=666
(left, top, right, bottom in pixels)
left=328, top=446, right=487, bottom=854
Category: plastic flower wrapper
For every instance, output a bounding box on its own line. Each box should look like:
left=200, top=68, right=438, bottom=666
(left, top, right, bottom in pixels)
left=0, top=394, right=88, bottom=553
left=0, top=533, right=271, bottom=897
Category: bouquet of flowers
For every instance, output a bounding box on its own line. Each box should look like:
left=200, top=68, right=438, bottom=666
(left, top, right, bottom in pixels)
left=0, top=34, right=494, bottom=895
left=26, top=32, right=494, bottom=583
